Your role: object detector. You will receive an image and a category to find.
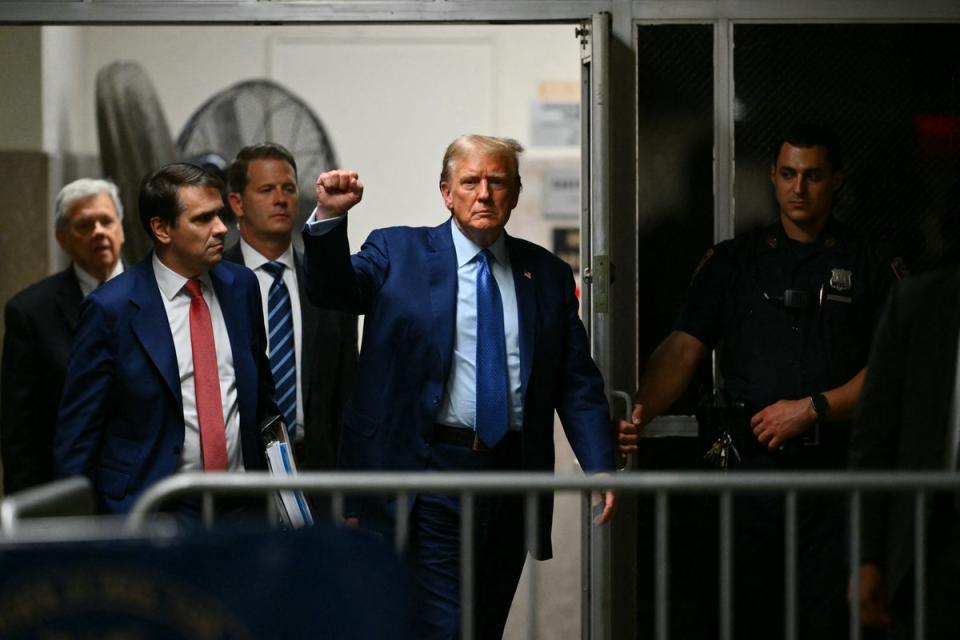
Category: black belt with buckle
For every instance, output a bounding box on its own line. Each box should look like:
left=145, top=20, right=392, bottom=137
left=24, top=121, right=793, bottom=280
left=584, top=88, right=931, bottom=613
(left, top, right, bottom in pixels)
left=433, top=425, right=518, bottom=453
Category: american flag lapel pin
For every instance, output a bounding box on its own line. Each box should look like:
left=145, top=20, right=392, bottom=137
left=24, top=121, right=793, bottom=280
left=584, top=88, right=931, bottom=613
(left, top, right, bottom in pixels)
left=523, top=271, right=532, bottom=280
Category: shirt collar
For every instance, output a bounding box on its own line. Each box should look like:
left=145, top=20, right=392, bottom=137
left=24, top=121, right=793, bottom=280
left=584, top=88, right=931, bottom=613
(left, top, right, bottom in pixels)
left=239, top=239, right=295, bottom=272
left=152, top=252, right=214, bottom=301
left=815, top=216, right=847, bottom=252
left=73, top=260, right=124, bottom=298
left=449, top=220, right=507, bottom=268
left=764, top=215, right=844, bottom=252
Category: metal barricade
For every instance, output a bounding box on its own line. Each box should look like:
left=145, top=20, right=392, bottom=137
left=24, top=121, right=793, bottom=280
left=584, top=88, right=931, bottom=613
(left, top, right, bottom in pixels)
left=1, top=476, right=95, bottom=531
left=121, top=470, right=960, bottom=640
left=0, top=476, right=181, bottom=543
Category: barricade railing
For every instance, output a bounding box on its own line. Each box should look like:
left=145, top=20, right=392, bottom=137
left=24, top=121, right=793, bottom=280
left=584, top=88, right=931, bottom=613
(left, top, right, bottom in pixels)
left=0, top=476, right=176, bottom=543
left=121, top=470, right=960, bottom=640
left=0, top=476, right=95, bottom=534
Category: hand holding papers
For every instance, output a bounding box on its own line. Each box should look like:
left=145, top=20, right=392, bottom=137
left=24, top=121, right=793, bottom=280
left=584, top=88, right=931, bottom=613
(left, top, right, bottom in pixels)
left=260, top=415, right=314, bottom=528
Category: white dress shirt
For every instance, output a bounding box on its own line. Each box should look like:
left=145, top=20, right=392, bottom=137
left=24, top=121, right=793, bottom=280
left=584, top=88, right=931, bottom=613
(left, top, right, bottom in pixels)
left=304, top=211, right=523, bottom=431
left=239, top=240, right=305, bottom=441
left=74, top=260, right=124, bottom=298
left=435, top=223, right=523, bottom=430
left=152, top=254, right=243, bottom=472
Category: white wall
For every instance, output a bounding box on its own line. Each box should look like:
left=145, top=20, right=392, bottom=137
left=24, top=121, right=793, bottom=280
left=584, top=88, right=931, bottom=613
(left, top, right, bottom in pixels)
left=0, top=26, right=42, bottom=152
left=67, top=25, right=579, bottom=249
left=42, top=26, right=87, bottom=269
left=42, top=27, right=86, bottom=157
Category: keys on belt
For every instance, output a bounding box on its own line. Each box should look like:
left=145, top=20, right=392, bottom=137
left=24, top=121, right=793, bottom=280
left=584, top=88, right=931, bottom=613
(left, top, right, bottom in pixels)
left=704, top=431, right=741, bottom=470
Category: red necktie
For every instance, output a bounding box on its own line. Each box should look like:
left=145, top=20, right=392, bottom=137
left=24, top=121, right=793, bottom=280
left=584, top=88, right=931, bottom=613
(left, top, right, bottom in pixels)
left=185, top=279, right=228, bottom=471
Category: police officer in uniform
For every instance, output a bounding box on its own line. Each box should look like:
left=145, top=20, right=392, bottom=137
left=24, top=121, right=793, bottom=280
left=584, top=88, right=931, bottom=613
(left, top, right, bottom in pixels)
left=619, top=123, right=902, bottom=638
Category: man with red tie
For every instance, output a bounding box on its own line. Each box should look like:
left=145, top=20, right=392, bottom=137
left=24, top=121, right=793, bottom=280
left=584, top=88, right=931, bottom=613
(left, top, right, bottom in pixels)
left=54, top=164, right=278, bottom=515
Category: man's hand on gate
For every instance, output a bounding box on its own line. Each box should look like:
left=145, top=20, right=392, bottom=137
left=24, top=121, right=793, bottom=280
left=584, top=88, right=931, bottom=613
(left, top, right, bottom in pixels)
left=853, top=563, right=892, bottom=628
left=616, top=404, right=644, bottom=457
left=750, top=398, right=815, bottom=451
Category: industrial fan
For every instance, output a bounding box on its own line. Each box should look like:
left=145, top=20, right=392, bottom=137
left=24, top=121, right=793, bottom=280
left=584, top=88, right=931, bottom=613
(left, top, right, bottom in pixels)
left=96, top=64, right=338, bottom=262
left=96, top=61, right=177, bottom=263
left=177, top=79, right=339, bottom=228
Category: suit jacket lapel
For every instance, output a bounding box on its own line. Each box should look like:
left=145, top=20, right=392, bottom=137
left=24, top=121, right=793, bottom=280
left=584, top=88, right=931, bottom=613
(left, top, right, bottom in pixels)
left=210, top=262, right=244, bottom=383
left=427, top=220, right=458, bottom=391
left=211, top=263, right=261, bottom=438
left=130, top=259, right=182, bottom=407
left=506, top=235, right=536, bottom=401
left=295, top=250, right=318, bottom=398
left=56, top=267, right=83, bottom=334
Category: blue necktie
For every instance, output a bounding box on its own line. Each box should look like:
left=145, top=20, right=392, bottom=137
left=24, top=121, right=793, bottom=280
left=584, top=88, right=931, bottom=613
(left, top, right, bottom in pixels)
left=475, top=249, right=509, bottom=448
left=262, top=261, right=297, bottom=438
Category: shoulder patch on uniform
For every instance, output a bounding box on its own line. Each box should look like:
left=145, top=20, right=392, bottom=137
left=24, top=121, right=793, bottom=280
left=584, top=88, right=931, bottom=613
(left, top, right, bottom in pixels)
left=690, top=248, right=715, bottom=285
left=890, top=257, right=909, bottom=281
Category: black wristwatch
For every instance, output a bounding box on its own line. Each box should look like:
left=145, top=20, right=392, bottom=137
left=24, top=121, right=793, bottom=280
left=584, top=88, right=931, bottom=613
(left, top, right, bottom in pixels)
left=810, top=393, right=830, bottom=424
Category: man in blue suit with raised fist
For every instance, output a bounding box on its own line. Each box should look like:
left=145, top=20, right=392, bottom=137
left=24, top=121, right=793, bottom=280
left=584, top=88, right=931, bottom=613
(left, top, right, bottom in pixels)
left=302, top=135, right=616, bottom=639
left=54, top=163, right=277, bottom=516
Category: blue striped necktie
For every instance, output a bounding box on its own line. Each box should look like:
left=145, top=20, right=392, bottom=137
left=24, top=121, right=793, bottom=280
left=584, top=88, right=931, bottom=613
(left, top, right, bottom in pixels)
left=475, top=249, right=509, bottom=448
left=262, top=261, right=297, bottom=437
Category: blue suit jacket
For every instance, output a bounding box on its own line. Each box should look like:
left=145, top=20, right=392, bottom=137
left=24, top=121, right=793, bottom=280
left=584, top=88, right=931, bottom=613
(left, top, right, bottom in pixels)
left=53, top=257, right=276, bottom=514
left=303, top=217, right=613, bottom=558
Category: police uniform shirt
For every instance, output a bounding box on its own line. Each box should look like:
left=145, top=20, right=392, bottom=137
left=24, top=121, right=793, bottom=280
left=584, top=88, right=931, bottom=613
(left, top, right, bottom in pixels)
left=676, top=217, right=898, bottom=466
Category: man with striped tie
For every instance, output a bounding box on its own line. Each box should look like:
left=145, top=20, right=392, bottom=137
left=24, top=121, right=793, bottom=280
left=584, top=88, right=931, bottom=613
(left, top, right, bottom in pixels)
left=225, top=144, right=357, bottom=472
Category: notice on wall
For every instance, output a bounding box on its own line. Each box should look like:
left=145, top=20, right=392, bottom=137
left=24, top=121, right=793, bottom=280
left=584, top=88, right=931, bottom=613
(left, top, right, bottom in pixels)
left=531, top=101, right=580, bottom=147
left=530, top=80, right=580, bottom=147
left=543, top=168, right=580, bottom=218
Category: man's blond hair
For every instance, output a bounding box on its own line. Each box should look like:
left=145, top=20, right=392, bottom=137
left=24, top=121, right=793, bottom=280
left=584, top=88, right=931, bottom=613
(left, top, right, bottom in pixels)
left=439, top=135, right=524, bottom=190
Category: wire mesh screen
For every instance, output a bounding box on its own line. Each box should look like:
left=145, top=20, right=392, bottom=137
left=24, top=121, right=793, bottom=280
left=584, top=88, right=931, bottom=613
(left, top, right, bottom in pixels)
left=636, top=24, right=714, bottom=399
left=634, top=22, right=960, bottom=640
left=734, top=24, right=960, bottom=274
left=636, top=24, right=719, bottom=640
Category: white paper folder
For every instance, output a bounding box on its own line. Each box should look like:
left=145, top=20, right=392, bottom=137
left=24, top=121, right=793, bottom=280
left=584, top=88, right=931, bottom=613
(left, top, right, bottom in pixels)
left=260, top=415, right=314, bottom=528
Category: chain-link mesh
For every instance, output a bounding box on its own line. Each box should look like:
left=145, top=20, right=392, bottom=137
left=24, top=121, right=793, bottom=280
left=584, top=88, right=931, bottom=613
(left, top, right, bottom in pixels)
left=735, top=24, right=960, bottom=274
left=636, top=24, right=719, bottom=640
left=636, top=24, right=714, bottom=377
left=635, top=22, right=960, bottom=640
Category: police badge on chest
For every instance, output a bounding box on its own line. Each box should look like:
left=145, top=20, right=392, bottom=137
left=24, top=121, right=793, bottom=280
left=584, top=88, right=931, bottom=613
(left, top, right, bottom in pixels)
left=821, top=268, right=853, bottom=304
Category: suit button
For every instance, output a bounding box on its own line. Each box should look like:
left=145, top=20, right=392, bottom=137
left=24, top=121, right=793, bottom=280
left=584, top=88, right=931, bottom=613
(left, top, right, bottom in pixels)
left=433, top=396, right=440, bottom=406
